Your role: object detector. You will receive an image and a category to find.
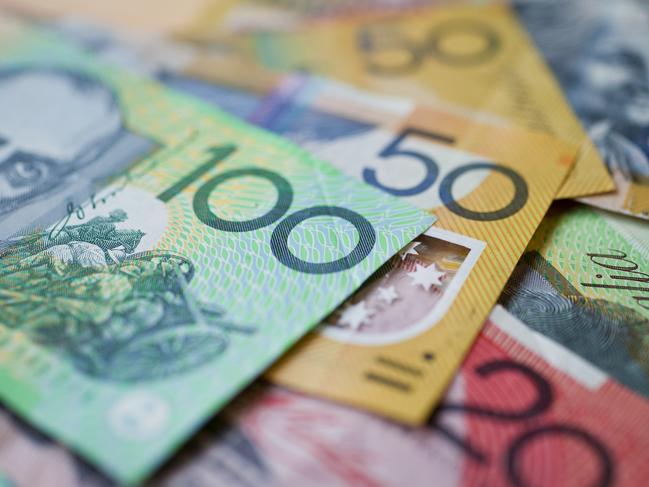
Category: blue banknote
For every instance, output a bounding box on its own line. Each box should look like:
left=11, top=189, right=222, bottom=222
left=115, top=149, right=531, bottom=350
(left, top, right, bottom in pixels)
left=516, top=0, right=649, bottom=218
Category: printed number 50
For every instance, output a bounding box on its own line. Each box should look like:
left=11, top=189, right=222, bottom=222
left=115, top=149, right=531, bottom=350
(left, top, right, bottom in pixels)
left=157, top=145, right=376, bottom=274
left=363, top=128, right=528, bottom=221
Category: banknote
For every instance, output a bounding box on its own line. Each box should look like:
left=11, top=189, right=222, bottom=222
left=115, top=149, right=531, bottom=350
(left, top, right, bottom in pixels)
left=245, top=75, right=576, bottom=423
left=0, top=0, right=214, bottom=34
left=188, top=0, right=492, bottom=34
left=38, top=17, right=281, bottom=121
left=500, top=202, right=649, bottom=399
left=1, top=304, right=648, bottom=487
left=0, top=0, right=490, bottom=35
left=514, top=0, right=649, bottom=220
left=0, top=18, right=434, bottom=484
left=181, top=3, right=614, bottom=200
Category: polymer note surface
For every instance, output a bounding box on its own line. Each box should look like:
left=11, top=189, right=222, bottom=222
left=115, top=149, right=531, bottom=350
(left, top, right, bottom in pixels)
left=185, top=3, right=613, bottom=200
left=500, top=202, right=649, bottom=398
left=188, top=0, right=486, bottom=33
left=250, top=75, right=576, bottom=423
left=0, top=20, right=433, bottom=483
left=516, top=0, right=649, bottom=219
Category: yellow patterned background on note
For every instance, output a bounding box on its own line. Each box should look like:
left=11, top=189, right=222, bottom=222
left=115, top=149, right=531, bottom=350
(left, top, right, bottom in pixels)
left=208, top=4, right=613, bottom=199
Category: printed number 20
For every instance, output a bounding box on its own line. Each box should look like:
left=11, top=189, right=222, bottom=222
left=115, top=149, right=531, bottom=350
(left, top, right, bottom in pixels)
left=157, top=145, right=376, bottom=274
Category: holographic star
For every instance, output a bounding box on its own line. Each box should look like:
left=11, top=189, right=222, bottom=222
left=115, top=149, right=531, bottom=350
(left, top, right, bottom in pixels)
left=337, top=301, right=373, bottom=330
left=398, top=241, right=421, bottom=261
left=407, top=263, right=445, bottom=291
left=377, top=285, right=399, bottom=305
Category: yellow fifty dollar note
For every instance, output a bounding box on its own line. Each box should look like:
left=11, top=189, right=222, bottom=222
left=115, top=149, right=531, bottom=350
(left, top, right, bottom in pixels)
left=184, top=3, right=613, bottom=200
left=251, top=76, right=577, bottom=423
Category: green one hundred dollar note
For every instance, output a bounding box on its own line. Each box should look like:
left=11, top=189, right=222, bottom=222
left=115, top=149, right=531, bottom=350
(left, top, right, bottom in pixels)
left=0, top=17, right=434, bottom=484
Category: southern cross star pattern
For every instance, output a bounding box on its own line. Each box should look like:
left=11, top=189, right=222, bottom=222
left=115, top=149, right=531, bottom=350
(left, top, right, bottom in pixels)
left=407, top=263, right=446, bottom=291
left=398, top=241, right=421, bottom=260
left=337, top=301, right=374, bottom=330
left=377, top=285, right=399, bottom=304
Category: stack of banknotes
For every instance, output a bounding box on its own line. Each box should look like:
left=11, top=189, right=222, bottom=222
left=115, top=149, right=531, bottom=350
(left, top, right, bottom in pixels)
left=0, top=0, right=647, bottom=485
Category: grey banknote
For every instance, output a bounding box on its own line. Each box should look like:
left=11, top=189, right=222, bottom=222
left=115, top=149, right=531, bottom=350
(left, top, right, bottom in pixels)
left=0, top=64, right=157, bottom=240
left=515, top=0, right=649, bottom=219
left=0, top=17, right=270, bottom=242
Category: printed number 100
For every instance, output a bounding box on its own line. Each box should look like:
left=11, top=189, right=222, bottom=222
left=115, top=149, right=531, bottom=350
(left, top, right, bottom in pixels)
left=157, top=145, right=376, bottom=274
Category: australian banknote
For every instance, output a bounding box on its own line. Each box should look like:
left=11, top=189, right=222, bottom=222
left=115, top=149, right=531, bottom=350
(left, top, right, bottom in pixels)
left=245, top=75, right=576, bottom=423
left=37, top=17, right=280, bottom=121
left=0, top=304, right=647, bottom=487
left=0, top=18, right=434, bottom=483
left=0, top=0, right=489, bottom=35
left=181, top=3, right=614, bottom=200
left=514, top=0, right=649, bottom=220
left=0, top=0, right=214, bottom=34
left=186, top=0, right=493, bottom=34
left=500, top=202, right=649, bottom=399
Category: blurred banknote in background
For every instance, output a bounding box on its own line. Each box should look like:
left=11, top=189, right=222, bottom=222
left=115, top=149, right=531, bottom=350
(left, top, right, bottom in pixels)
left=185, top=0, right=495, bottom=34
left=37, top=18, right=280, bottom=121
left=0, top=0, right=215, bottom=34
left=0, top=0, right=494, bottom=35
left=515, top=0, right=649, bottom=220
left=0, top=17, right=433, bottom=483
left=181, top=3, right=614, bottom=200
